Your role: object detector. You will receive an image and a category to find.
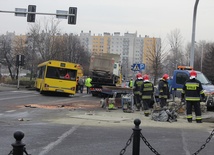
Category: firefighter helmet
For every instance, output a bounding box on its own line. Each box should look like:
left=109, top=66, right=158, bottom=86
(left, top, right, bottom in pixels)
left=136, top=73, right=142, bottom=79
left=190, top=70, right=197, bottom=79
left=162, top=74, right=169, bottom=80
left=143, top=74, right=149, bottom=81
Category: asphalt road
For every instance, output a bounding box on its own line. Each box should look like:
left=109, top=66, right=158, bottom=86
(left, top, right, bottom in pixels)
left=0, top=86, right=214, bottom=155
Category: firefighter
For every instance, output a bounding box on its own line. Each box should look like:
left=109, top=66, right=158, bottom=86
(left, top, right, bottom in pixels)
left=158, top=74, right=170, bottom=108
left=181, top=70, right=205, bottom=123
left=141, top=74, right=154, bottom=116
left=133, top=73, right=143, bottom=111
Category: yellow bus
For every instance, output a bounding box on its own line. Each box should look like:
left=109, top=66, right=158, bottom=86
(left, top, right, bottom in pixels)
left=34, top=60, right=78, bottom=95
left=77, top=64, right=84, bottom=78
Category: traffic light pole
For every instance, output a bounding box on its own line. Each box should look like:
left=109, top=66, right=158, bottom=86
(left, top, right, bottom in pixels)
left=17, top=65, right=20, bottom=89
left=0, top=10, right=76, bottom=17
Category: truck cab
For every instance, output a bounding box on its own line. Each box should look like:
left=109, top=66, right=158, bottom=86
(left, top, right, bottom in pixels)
left=171, top=66, right=214, bottom=110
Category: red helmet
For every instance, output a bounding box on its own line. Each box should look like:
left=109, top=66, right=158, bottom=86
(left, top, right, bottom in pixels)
left=136, top=73, right=142, bottom=79
left=143, top=74, right=149, bottom=81
left=190, top=70, right=197, bottom=79
left=163, top=74, right=169, bottom=80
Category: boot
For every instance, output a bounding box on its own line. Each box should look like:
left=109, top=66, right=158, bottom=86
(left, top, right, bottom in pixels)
left=187, top=118, right=192, bottom=123
left=144, top=112, right=150, bottom=117
left=196, top=119, right=202, bottom=123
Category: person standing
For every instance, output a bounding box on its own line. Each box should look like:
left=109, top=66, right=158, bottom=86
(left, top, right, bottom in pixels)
left=85, top=76, right=92, bottom=94
left=76, top=77, right=79, bottom=93
left=129, top=78, right=134, bottom=88
left=141, top=74, right=154, bottom=116
left=158, top=74, right=170, bottom=108
left=133, top=73, right=144, bottom=111
left=78, top=77, right=85, bottom=93
left=181, top=70, right=205, bottom=123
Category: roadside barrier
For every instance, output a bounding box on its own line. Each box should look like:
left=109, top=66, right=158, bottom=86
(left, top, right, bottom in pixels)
left=8, top=120, right=214, bottom=155
left=120, top=119, right=214, bottom=155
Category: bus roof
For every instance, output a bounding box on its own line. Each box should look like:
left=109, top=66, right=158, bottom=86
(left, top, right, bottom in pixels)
left=37, top=60, right=78, bottom=70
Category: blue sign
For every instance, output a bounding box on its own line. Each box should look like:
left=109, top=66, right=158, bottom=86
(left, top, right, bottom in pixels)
left=132, top=63, right=145, bottom=71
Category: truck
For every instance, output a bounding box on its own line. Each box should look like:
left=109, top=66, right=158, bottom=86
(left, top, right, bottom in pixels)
left=170, top=66, right=214, bottom=111
left=89, top=53, right=122, bottom=97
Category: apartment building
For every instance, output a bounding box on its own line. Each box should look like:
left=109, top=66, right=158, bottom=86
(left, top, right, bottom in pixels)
left=79, top=31, right=160, bottom=79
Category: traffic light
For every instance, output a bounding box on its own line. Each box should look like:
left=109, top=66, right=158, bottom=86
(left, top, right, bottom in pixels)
left=20, top=55, right=25, bottom=66
left=16, top=55, right=25, bottom=66
left=27, top=5, right=36, bottom=22
left=68, top=7, right=77, bottom=24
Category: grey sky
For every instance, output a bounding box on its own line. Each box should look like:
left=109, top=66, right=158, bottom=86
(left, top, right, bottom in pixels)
left=0, top=0, right=214, bottom=44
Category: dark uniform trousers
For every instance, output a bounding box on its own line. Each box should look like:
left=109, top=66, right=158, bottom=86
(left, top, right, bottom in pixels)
left=186, top=101, right=201, bottom=121
left=134, top=94, right=141, bottom=106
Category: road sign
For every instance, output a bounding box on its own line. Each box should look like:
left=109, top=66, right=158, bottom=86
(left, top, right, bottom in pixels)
left=132, top=63, right=145, bottom=71
left=15, top=8, right=27, bottom=17
left=56, top=10, right=68, bottom=19
left=140, top=63, right=145, bottom=70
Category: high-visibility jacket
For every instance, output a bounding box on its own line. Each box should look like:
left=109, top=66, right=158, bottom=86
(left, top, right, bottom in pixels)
left=85, top=78, right=92, bottom=87
left=182, top=78, right=205, bottom=101
left=158, top=79, right=169, bottom=99
left=129, top=80, right=134, bottom=88
left=141, top=81, right=154, bottom=99
left=133, top=79, right=143, bottom=94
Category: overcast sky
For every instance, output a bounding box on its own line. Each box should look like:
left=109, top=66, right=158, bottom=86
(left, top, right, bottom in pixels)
left=0, top=0, right=214, bottom=44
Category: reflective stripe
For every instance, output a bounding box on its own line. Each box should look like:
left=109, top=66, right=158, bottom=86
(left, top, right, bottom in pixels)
left=200, top=90, right=204, bottom=94
left=143, top=88, right=153, bottom=91
left=187, top=115, right=192, bottom=119
left=196, top=116, right=202, bottom=120
left=142, top=95, right=152, bottom=99
left=185, top=83, right=199, bottom=90
left=134, top=91, right=141, bottom=94
left=159, top=95, right=167, bottom=98
left=186, top=97, right=200, bottom=101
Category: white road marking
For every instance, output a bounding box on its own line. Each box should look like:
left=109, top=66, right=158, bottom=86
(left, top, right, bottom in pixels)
left=38, top=125, right=80, bottom=155
left=5, top=110, right=16, bottom=113
left=0, top=94, right=38, bottom=101
left=181, top=129, right=191, bottom=155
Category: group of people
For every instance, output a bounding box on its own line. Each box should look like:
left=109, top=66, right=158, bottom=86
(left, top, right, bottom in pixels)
left=132, top=73, right=154, bottom=116
left=131, top=70, right=205, bottom=123
left=76, top=76, right=92, bottom=94
left=131, top=73, right=170, bottom=117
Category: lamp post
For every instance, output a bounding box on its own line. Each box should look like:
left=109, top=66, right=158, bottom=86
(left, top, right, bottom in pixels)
left=190, top=0, right=200, bottom=68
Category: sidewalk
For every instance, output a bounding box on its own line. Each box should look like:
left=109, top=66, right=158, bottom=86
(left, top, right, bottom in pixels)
left=0, top=83, right=25, bottom=91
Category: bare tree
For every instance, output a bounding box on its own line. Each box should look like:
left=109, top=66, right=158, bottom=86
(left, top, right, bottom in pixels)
left=145, top=38, right=168, bottom=85
left=13, top=35, right=28, bottom=79
left=202, top=42, right=214, bottom=83
left=0, top=33, right=16, bottom=80
left=27, top=17, right=90, bottom=76
left=167, top=29, right=185, bottom=69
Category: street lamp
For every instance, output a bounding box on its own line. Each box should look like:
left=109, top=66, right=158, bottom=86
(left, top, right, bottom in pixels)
left=190, top=0, right=200, bottom=68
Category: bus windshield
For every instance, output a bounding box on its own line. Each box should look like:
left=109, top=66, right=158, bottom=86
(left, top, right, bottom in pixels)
left=46, top=66, right=76, bottom=81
